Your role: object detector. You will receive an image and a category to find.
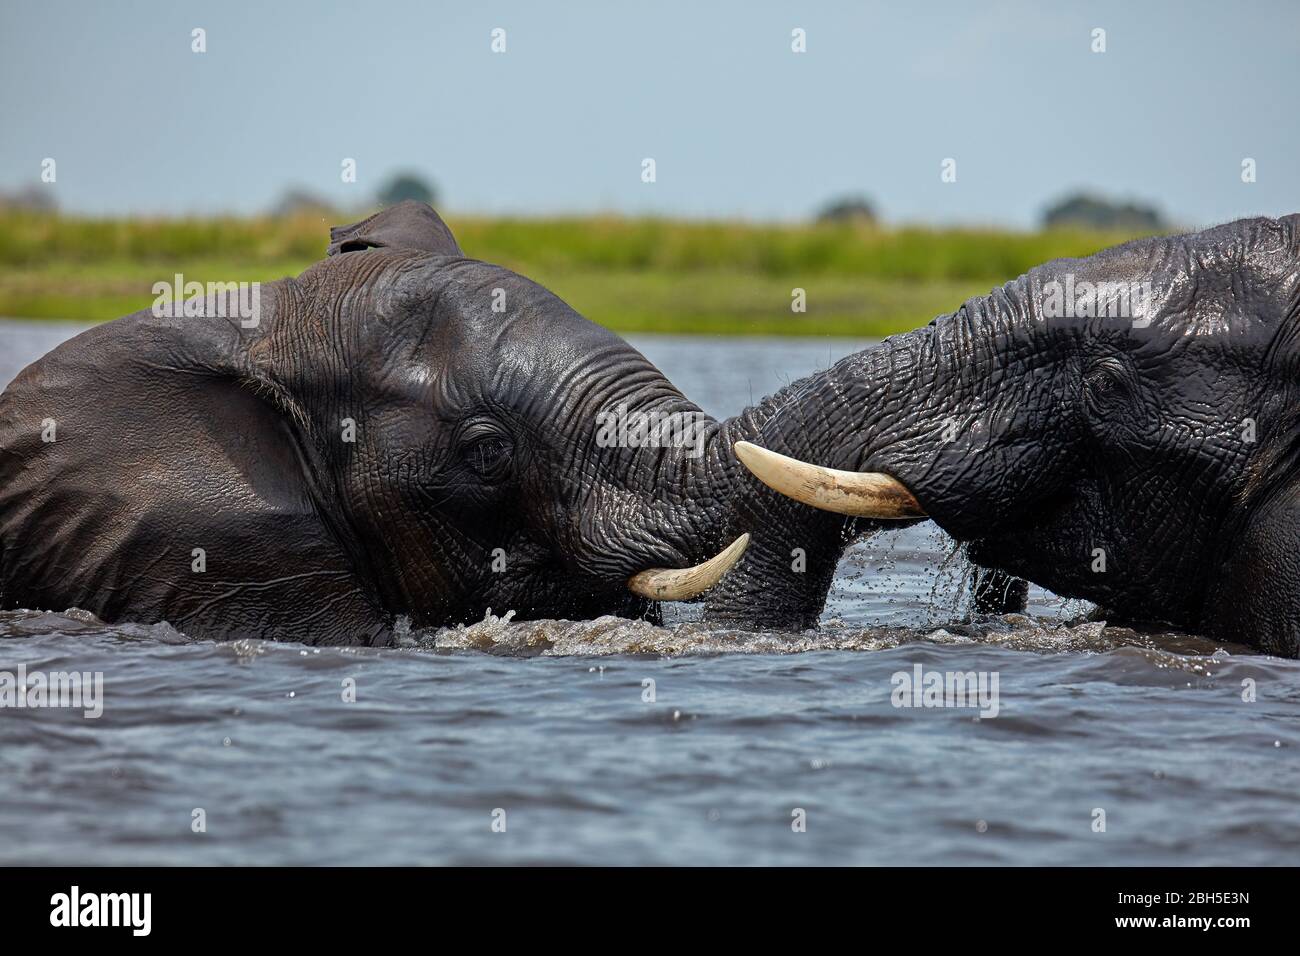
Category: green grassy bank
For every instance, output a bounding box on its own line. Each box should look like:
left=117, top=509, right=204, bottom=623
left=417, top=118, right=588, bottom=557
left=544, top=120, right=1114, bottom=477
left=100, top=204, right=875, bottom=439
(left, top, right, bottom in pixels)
left=0, top=212, right=1146, bottom=336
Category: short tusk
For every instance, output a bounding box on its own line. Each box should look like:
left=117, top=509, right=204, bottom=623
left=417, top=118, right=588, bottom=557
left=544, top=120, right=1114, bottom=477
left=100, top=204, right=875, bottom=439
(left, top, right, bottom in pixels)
left=627, top=533, right=751, bottom=601
left=733, top=441, right=925, bottom=519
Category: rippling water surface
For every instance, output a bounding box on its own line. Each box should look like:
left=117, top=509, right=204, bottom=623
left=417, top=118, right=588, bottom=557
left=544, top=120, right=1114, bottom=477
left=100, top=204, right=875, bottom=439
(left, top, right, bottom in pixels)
left=1, top=322, right=1297, bottom=865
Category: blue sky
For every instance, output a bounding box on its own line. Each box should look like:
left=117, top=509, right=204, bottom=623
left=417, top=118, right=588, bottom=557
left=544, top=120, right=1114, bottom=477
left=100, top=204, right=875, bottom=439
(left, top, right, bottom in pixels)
left=2, top=0, right=1297, bottom=226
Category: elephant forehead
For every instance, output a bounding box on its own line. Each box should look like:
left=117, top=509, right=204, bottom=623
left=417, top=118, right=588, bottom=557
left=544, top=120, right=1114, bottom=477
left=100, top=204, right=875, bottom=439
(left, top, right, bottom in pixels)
left=497, top=313, right=647, bottom=376
left=427, top=264, right=660, bottom=381
left=381, top=258, right=605, bottom=343
left=358, top=257, right=669, bottom=405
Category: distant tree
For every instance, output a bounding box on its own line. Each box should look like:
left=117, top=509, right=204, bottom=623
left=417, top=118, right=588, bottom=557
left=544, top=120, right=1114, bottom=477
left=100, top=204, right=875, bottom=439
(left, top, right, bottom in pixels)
left=271, top=188, right=335, bottom=218
left=816, top=195, right=878, bottom=224
left=0, top=185, right=58, bottom=213
left=377, top=173, right=437, bottom=208
left=1041, top=193, right=1166, bottom=231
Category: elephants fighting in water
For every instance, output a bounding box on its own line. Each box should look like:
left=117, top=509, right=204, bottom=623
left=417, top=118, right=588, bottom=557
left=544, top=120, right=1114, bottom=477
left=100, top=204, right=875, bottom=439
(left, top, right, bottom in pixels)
left=3, top=204, right=1298, bottom=656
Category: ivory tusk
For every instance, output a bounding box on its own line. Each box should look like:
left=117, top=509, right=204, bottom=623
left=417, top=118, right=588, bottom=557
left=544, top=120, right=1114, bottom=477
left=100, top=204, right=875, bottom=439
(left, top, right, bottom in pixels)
left=627, top=533, right=751, bottom=601
left=733, top=441, right=925, bottom=519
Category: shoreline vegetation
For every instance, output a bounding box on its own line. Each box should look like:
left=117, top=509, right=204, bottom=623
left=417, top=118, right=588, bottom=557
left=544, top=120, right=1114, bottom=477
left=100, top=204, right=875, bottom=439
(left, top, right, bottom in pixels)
left=0, top=211, right=1149, bottom=337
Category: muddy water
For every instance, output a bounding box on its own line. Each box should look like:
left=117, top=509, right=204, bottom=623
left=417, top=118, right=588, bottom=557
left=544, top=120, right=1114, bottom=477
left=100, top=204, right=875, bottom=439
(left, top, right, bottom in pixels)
left=1, top=321, right=1296, bottom=865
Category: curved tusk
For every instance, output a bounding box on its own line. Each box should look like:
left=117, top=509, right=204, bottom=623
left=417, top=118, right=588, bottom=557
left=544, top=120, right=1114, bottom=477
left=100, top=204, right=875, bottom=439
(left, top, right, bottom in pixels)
left=733, top=441, right=925, bottom=519
left=627, top=533, right=751, bottom=601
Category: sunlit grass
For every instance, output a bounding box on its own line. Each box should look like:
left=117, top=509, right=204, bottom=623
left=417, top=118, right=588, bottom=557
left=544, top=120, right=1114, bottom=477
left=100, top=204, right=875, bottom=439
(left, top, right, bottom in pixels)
left=0, top=211, right=1149, bottom=335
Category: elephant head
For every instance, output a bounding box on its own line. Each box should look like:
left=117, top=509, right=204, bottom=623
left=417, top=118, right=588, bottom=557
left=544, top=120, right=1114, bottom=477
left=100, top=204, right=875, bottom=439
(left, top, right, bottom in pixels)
left=270, top=203, right=758, bottom=627
left=729, top=215, right=1300, bottom=655
left=0, top=202, right=748, bottom=642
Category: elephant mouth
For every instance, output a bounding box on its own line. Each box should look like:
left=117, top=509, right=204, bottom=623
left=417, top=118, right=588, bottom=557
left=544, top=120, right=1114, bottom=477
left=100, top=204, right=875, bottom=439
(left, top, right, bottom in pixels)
left=732, top=441, right=925, bottom=519
left=626, top=533, right=751, bottom=601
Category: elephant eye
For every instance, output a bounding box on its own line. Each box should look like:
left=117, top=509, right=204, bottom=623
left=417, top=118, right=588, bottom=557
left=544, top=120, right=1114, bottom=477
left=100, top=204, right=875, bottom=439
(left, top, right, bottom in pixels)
left=1082, top=357, right=1128, bottom=405
left=464, top=435, right=513, bottom=480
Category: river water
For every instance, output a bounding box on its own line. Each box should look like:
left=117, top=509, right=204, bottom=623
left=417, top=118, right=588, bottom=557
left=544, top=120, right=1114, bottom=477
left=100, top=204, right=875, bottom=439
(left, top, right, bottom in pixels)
left=0, top=321, right=1296, bottom=865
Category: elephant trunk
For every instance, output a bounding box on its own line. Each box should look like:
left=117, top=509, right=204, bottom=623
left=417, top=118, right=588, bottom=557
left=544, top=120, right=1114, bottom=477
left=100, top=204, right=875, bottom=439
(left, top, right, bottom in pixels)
left=695, top=287, right=1049, bottom=627
left=674, top=329, right=940, bottom=628
left=727, top=280, right=1057, bottom=532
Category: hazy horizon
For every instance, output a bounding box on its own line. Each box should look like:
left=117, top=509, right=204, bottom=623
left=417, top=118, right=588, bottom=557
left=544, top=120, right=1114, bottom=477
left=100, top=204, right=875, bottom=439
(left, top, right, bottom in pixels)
left=2, top=0, right=1297, bottom=228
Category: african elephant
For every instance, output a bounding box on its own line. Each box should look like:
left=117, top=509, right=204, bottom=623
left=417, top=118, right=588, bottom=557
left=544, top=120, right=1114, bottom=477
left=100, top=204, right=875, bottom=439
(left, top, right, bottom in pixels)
left=0, top=202, right=753, bottom=644
left=733, top=214, right=1300, bottom=657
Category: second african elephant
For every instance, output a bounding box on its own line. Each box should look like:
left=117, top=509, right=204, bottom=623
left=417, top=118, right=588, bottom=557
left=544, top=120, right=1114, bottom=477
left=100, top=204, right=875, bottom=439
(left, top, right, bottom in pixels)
left=734, top=214, right=1300, bottom=656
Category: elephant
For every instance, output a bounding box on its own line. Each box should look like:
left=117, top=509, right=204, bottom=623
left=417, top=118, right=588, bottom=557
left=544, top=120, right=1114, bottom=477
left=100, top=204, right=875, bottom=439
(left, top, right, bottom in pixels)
left=731, top=214, right=1300, bottom=657
left=0, top=202, right=759, bottom=645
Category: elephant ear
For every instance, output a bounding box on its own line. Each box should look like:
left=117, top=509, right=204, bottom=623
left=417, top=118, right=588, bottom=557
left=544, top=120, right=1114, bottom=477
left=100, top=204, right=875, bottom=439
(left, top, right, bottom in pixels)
left=0, top=301, right=388, bottom=644
left=327, top=200, right=463, bottom=257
